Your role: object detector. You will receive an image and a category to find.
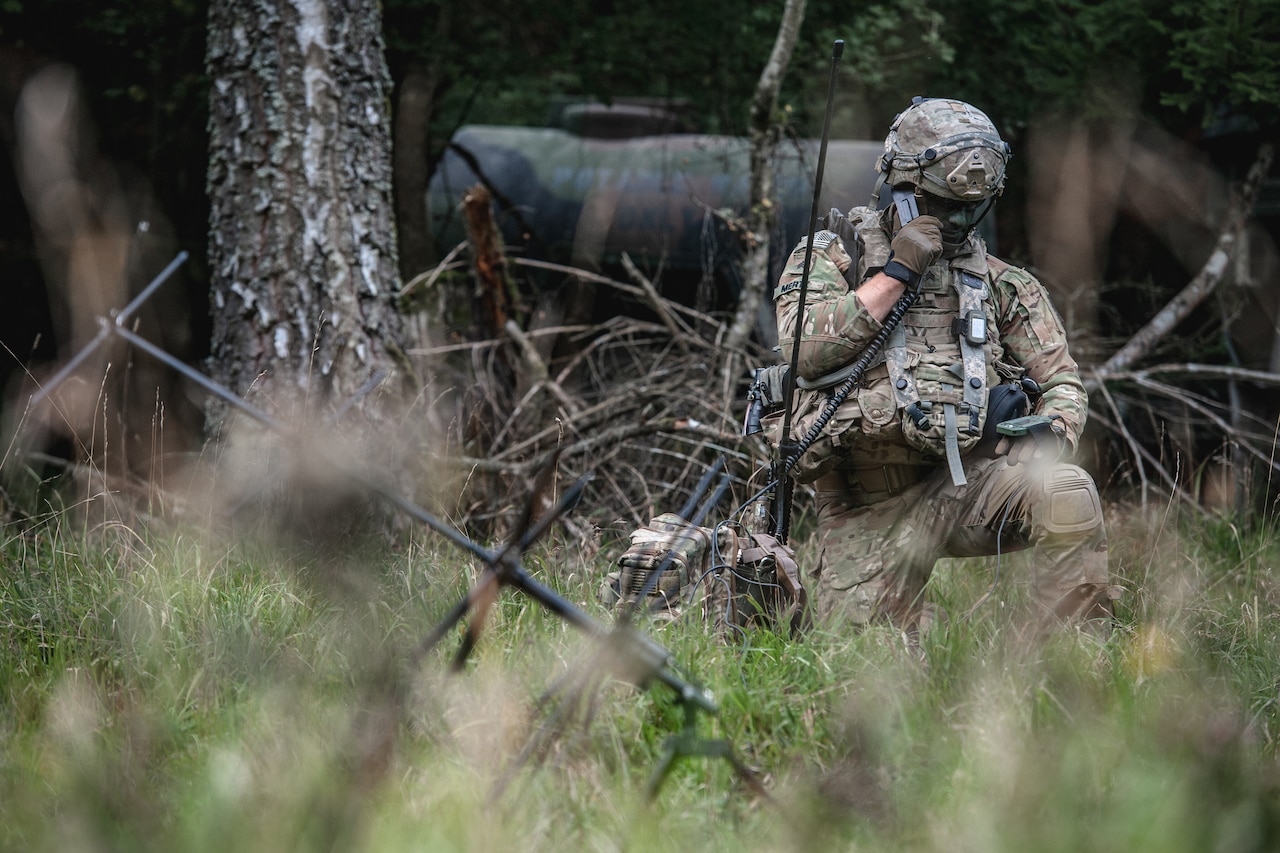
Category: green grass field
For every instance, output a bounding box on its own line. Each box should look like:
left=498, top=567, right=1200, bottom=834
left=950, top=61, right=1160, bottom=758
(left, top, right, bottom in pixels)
left=3, top=490, right=1279, bottom=852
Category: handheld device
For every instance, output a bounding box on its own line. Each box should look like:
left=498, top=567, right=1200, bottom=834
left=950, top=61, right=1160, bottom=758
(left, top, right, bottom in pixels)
left=995, top=414, right=1056, bottom=436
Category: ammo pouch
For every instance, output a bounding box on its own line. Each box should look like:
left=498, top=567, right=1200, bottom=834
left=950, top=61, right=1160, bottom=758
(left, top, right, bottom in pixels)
left=761, top=378, right=1037, bottom=484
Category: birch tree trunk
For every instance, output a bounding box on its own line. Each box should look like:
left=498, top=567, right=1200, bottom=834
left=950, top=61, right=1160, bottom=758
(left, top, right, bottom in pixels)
left=205, top=0, right=405, bottom=433
left=725, top=0, right=806, bottom=352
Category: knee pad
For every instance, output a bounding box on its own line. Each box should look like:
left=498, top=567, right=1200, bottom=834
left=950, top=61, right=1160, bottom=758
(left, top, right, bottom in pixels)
left=1040, top=464, right=1104, bottom=535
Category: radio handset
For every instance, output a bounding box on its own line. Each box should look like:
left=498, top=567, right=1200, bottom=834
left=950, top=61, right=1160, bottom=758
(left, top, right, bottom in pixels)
left=892, top=185, right=919, bottom=226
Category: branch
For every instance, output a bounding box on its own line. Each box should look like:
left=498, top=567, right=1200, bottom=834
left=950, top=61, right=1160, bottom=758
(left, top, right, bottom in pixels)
left=1125, top=375, right=1280, bottom=474
left=397, top=240, right=468, bottom=298
left=503, top=318, right=548, bottom=383
left=1104, top=362, right=1280, bottom=385
left=511, top=257, right=726, bottom=335
left=452, top=417, right=747, bottom=475
left=620, top=251, right=693, bottom=346
left=1089, top=143, right=1274, bottom=387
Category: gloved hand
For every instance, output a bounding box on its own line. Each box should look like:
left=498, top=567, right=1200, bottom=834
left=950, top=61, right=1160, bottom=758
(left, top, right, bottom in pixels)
left=996, top=416, right=1068, bottom=467
left=883, top=215, right=943, bottom=287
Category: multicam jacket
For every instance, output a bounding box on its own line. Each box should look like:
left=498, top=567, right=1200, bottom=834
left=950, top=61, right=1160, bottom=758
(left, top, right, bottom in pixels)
left=773, top=206, right=1088, bottom=483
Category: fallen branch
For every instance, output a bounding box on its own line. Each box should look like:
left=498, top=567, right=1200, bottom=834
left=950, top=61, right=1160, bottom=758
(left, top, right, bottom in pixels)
left=1096, top=362, right=1280, bottom=388
left=512, top=257, right=727, bottom=335
left=1126, top=375, right=1280, bottom=474
left=1090, top=143, right=1274, bottom=386
left=398, top=240, right=468, bottom=298
left=504, top=318, right=548, bottom=383
left=621, top=251, right=694, bottom=345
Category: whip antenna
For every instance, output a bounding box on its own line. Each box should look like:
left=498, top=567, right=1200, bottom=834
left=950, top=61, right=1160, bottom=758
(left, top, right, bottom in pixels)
left=773, top=38, right=844, bottom=543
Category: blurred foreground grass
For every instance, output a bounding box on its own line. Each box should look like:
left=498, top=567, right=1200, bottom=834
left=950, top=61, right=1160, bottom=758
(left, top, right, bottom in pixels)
left=2, top=495, right=1280, bottom=852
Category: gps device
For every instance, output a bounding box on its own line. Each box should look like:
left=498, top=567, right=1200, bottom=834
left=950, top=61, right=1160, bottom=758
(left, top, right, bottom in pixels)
left=995, top=414, right=1056, bottom=436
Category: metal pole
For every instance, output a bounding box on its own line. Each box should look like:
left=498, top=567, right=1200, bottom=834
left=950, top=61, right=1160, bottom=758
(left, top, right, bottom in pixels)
left=27, top=251, right=189, bottom=411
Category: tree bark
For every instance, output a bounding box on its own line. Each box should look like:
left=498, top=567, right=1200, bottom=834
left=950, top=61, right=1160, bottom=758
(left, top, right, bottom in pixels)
left=205, top=0, right=406, bottom=432
left=726, top=0, right=806, bottom=353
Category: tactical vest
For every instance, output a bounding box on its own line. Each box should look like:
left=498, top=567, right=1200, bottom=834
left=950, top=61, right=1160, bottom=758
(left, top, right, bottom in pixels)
left=884, top=263, right=998, bottom=485
left=775, top=210, right=1004, bottom=486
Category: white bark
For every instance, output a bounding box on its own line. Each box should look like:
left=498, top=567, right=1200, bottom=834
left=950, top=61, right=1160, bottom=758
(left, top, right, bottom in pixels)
left=206, top=0, right=404, bottom=429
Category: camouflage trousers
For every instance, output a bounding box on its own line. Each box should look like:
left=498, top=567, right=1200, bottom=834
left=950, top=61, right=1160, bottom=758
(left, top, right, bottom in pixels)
left=811, top=455, right=1113, bottom=634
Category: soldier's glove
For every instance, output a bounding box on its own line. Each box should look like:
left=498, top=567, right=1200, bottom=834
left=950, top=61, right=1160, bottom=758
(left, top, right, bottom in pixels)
left=994, top=414, right=1068, bottom=467
left=883, top=215, right=943, bottom=289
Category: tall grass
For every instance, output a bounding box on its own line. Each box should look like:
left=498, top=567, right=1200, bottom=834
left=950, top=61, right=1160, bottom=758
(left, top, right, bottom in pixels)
left=3, top=493, right=1279, bottom=851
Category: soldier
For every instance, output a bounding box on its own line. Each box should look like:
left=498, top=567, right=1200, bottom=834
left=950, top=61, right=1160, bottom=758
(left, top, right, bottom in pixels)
left=773, top=97, right=1115, bottom=637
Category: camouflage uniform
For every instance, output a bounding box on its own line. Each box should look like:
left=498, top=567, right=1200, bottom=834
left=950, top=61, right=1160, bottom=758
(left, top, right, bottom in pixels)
left=772, top=198, right=1112, bottom=635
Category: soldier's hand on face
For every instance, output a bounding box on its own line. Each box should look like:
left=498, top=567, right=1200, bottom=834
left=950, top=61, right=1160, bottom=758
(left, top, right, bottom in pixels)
left=887, top=215, right=944, bottom=279
left=995, top=418, right=1068, bottom=467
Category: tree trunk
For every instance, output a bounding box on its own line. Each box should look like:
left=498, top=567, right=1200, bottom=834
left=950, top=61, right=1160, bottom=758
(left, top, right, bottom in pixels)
left=726, top=0, right=806, bottom=353
left=393, top=60, right=437, bottom=281
left=205, top=0, right=405, bottom=432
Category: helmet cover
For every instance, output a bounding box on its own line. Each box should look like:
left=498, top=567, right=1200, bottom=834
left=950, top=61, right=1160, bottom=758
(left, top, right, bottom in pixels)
left=878, top=97, right=1011, bottom=202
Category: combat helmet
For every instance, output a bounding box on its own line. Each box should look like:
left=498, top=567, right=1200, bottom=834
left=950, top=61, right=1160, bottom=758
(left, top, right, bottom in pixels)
left=871, top=97, right=1011, bottom=248
left=878, top=97, right=1010, bottom=200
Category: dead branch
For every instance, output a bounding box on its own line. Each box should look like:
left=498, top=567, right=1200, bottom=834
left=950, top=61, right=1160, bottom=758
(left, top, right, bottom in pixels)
left=1090, top=143, right=1274, bottom=385
left=620, top=251, right=694, bottom=345
left=456, top=416, right=748, bottom=475
left=398, top=240, right=468, bottom=298
left=1099, top=362, right=1280, bottom=388
left=727, top=0, right=807, bottom=352
left=1127, top=375, right=1280, bottom=474
left=1089, top=408, right=1201, bottom=512
left=504, top=318, right=548, bottom=383
left=512, top=257, right=729, bottom=339
left=407, top=243, right=782, bottom=536
left=462, top=184, right=512, bottom=337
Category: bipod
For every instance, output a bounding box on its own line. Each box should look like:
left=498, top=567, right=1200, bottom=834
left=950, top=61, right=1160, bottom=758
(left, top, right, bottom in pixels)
left=647, top=694, right=769, bottom=802
left=406, top=471, right=718, bottom=715
left=26, top=251, right=190, bottom=414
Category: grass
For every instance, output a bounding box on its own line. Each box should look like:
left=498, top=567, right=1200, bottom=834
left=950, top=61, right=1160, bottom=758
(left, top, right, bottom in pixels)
left=3, top=488, right=1280, bottom=852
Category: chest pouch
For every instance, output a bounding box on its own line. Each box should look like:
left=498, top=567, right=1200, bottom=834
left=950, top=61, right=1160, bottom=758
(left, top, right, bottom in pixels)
left=887, top=270, right=992, bottom=486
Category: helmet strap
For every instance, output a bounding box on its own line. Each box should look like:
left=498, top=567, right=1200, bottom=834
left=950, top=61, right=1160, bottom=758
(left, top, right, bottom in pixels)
left=968, top=195, right=996, bottom=233
left=868, top=160, right=890, bottom=209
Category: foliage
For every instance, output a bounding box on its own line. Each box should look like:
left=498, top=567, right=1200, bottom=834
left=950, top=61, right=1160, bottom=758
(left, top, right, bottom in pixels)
left=3, top=495, right=1280, bottom=850
left=923, top=0, right=1280, bottom=135
left=1160, top=0, right=1280, bottom=129
left=379, top=0, right=1280, bottom=158
left=3, top=0, right=1274, bottom=270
